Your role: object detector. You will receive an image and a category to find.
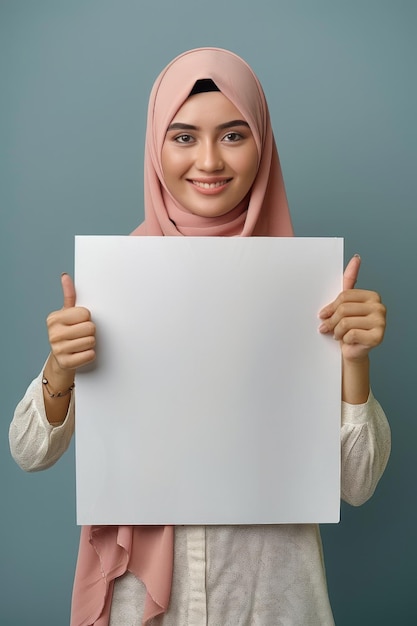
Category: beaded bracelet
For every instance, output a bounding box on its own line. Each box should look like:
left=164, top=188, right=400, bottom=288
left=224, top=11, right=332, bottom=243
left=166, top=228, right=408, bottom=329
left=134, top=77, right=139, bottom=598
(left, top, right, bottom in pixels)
left=42, top=376, right=75, bottom=398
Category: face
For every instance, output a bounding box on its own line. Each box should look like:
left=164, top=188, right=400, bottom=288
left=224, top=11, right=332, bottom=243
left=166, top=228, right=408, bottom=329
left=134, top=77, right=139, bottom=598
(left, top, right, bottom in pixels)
left=161, top=91, right=258, bottom=218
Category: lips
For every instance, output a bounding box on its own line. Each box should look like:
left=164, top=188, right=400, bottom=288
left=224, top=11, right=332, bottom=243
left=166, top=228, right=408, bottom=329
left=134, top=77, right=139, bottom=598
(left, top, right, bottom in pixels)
left=193, top=180, right=228, bottom=189
left=188, top=177, right=232, bottom=193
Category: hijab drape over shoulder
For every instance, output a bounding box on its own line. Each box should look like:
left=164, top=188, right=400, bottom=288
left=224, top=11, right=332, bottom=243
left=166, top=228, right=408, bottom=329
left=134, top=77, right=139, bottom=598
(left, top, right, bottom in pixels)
left=71, top=47, right=293, bottom=626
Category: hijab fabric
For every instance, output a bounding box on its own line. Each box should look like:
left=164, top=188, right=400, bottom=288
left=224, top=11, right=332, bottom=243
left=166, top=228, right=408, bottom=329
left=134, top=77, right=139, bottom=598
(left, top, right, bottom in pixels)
left=71, top=47, right=293, bottom=626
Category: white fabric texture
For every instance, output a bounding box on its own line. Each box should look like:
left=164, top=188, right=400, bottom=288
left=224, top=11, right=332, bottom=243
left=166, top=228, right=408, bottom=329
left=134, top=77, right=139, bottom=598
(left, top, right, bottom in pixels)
left=10, top=370, right=391, bottom=626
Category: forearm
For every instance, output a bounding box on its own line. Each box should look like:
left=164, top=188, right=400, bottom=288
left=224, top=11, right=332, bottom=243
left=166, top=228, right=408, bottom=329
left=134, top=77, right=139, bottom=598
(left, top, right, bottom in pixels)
left=341, top=355, right=370, bottom=404
left=42, top=353, right=75, bottom=424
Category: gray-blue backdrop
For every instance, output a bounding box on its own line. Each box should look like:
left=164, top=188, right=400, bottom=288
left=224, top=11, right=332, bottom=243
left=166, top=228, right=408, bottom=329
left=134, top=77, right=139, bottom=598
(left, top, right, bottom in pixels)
left=1, top=1, right=415, bottom=624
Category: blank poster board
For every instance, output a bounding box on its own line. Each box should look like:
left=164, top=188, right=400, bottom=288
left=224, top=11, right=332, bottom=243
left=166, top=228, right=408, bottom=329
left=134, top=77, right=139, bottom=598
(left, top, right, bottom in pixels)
left=74, top=236, right=343, bottom=525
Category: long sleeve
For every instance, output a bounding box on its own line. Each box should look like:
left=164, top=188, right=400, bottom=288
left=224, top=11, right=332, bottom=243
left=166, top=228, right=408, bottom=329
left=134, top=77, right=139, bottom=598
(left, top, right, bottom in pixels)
left=9, top=370, right=75, bottom=472
left=340, top=390, right=391, bottom=506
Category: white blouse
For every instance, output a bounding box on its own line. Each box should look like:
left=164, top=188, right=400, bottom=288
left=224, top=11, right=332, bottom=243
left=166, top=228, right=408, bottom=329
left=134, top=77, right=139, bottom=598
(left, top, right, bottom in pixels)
left=10, top=372, right=391, bottom=626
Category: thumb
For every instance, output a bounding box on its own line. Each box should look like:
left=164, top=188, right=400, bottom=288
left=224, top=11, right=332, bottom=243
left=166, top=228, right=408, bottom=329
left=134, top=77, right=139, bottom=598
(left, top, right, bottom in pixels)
left=61, top=273, right=76, bottom=309
left=343, top=254, right=361, bottom=291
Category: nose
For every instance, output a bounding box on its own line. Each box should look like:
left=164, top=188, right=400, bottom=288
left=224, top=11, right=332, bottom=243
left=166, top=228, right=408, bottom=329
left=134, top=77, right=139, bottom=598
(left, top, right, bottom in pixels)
left=195, top=140, right=224, bottom=172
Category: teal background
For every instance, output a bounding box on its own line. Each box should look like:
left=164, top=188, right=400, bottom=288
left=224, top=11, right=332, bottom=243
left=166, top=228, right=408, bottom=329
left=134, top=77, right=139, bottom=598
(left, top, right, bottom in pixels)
left=1, top=1, right=415, bottom=624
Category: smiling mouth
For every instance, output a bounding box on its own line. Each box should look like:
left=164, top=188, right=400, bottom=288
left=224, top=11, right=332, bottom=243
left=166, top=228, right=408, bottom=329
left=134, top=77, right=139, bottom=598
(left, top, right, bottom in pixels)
left=190, top=178, right=232, bottom=190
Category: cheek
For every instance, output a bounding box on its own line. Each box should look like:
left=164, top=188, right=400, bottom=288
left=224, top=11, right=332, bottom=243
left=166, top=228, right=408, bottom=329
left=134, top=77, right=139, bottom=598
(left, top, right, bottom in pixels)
left=161, top=144, right=190, bottom=182
left=239, top=145, right=259, bottom=189
left=161, top=143, right=174, bottom=181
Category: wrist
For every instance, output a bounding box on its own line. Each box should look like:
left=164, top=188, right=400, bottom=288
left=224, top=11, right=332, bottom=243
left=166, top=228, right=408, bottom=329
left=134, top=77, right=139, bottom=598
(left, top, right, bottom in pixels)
left=45, top=354, right=75, bottom=389
left=342, top=355, right=370, bottom=404
left=42, top=354, right=75, bottom=424
left=42, top=376, right=75, bottom=398
left=342, top=353, right=370, bottom=367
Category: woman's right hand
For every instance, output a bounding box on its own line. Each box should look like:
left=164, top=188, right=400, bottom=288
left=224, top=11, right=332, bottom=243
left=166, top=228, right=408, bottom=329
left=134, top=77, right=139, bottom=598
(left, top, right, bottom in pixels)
left=42, top=274, right=96, bottom=423
left=46, top=273, right=96, bottom=372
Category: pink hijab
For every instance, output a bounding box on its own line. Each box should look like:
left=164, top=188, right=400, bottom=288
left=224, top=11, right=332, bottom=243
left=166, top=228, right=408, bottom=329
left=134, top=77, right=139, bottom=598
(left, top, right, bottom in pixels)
left=71, top=47, right=293, bottom=626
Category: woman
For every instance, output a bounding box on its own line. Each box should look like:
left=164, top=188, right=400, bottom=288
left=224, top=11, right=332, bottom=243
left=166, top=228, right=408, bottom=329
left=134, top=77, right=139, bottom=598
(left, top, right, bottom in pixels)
left=10, top=47, right=390, bottom=626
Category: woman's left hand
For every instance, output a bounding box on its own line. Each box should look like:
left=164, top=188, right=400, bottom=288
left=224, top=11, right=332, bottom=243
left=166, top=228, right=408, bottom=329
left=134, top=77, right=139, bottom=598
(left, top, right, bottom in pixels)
left=318, top=255, right=386, bottom=362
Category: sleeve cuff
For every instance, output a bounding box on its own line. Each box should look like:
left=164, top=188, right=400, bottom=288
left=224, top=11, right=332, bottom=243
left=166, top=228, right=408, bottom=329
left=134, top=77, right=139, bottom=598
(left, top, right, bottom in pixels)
left=341, top=389, right=376, bottom=426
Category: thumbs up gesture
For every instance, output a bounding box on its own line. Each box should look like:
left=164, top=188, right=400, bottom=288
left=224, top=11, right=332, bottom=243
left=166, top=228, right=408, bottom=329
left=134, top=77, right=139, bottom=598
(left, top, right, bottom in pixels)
left=318, top=255, right=386, bottom=362
left=46, top=273, right=96, bottom=372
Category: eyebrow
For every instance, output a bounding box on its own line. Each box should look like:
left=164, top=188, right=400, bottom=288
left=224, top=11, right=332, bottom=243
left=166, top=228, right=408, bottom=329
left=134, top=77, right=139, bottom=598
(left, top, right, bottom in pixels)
left=166, top=119, right=250, bottom=132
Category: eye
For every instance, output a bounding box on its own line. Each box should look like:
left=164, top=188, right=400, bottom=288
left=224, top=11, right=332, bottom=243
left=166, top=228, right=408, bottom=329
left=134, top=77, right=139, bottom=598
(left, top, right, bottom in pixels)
left=174, top=134, right=195, bottom=144
left=222, top=132, right=243, bottom=143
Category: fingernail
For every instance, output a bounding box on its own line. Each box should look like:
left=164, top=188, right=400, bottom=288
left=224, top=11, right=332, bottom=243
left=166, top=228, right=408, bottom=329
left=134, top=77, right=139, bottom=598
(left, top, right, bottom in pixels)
left=354, top=253, right=361, bottom=259
left=318, top=323, right=327, bottom=333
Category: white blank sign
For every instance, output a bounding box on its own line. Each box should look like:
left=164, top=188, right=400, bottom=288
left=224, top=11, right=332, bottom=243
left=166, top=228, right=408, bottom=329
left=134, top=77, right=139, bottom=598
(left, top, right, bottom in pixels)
left=74, top=236, right=343, bottom=525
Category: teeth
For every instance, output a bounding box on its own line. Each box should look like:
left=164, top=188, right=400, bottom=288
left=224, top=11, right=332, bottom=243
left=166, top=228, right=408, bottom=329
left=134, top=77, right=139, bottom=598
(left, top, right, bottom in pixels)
left=192, top=180, right=228, bottom=189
